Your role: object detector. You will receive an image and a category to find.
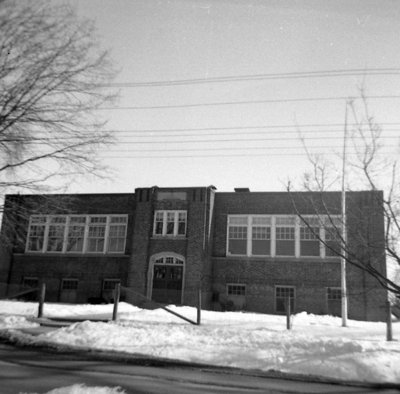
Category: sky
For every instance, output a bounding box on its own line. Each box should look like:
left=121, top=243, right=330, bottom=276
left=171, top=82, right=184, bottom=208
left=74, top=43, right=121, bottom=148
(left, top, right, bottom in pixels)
left=65, top=0, right=400, bottom=193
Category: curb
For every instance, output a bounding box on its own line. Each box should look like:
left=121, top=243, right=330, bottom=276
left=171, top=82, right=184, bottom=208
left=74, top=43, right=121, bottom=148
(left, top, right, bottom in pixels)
left=1, top=332, right=399, bottom=391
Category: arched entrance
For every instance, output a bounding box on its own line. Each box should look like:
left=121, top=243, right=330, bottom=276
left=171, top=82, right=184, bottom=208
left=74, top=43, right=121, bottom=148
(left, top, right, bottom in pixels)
left=148, top=253, right=185, bottom=305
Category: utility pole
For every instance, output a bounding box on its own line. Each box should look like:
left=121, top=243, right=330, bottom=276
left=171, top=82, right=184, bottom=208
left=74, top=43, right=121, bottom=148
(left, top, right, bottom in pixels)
left=341, top=102, right=349, bottom=327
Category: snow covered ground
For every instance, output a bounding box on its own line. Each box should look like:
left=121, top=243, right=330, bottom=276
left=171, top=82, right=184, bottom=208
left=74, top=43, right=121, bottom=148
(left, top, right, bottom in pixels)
left=0, top=300, right=399, bottom=386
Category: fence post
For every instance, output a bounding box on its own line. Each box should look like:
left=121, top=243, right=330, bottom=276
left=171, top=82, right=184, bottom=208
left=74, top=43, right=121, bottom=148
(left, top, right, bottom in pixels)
left=112, top=283, right=121, bottom=321
left=386, top=301, right=393, bottom=341
left=286, top=297, right=291, bottom=330
left=197, top=288, right=202, bottom=325
left=38, top=283, right=46, bottom=318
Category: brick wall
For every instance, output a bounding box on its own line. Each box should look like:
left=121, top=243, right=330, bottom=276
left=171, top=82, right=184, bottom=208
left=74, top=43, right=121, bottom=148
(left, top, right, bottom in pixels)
left=211, top=190, right=387, bottom=321
left=1, top=193, right=135, bottom=302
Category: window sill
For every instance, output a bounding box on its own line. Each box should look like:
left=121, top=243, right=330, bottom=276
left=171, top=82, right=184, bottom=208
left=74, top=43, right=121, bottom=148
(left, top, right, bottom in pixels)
left=21, top=252, right=129, bottom=257
left=151, top=235, right=187, bottom=240
left=221, top=255, right=340, bottom=262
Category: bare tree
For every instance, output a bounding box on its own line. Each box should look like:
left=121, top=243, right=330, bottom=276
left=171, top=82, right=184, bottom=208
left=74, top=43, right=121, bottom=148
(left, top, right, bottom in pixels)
left=289, top=89, right=400, bottom=297
left=0, top=0, right=116, bottom=199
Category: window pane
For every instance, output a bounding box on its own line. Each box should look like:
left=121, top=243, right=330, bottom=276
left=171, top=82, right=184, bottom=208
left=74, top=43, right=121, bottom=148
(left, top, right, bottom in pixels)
left=70, top=216, right=86, bottom=224
left=252, top=216, right=271, bottom=225
left=87, top=238, right=104, bottom=252
left=228, top=240, right=247, bottom=255
left=276, top=216, right=295, bottom=226
left=90, top=216, right=107, bottom=223
left=229, top=216, right=248, bottom=225
left=110, top=216, right=127, bottom=223
left=50, top=216, right=66, bottom=224
left=108, top=237, right=125, bottom=252
left=31, top=216, right=46, bottom=224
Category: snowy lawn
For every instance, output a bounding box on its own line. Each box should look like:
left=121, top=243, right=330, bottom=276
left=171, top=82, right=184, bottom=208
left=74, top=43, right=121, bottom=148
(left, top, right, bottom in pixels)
left=0, top=301, right=399, bottom=385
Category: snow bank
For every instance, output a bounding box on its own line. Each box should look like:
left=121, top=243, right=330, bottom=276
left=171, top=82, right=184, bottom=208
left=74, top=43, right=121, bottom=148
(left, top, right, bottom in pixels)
left=1, top=301, right=399, bottom=384
left=23, top=384, right=125, bottom=394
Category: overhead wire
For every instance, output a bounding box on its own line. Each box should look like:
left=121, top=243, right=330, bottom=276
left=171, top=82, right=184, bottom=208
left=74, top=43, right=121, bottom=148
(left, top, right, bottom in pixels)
left=102, top=67, right=400, bottom=88
left=99, top=95, right=400, bottom=110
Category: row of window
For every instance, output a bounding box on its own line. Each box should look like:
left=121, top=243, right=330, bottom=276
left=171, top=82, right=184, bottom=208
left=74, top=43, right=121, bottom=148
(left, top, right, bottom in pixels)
left=22, top=277, right=120, bottom=291
left=226, top=284, right=342, bottom=312
left=25, top=212, right=342, bottom=258
left=26, top=215, right=128, bottom=254
left=227, top=215, right=342, bottom=258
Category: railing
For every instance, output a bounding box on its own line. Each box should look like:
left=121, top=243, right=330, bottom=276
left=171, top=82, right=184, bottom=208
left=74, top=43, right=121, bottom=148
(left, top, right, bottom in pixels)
left=114, top=284, right=202, bottom=325
left=1, top=283, right=46, bottom=318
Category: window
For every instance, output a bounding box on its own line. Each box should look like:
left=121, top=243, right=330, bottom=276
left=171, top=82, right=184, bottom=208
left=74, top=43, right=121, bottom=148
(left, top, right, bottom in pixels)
left=326, top=287, right=342, bottom=317
left=325, top=219, right=342, bottom=257
left=67, top=216, right=86, bottom=252
left=27, top=216, right=46, bottom=252
left=275, top=286, right=295, bottom=313
left=47, top=216, right=66, bottom=252
left=157, top=191, right=187, bottom=201
left=108, top=216, right=127, bottom=252
left=153, top=211, right=187, bottom=236
left=251, top=216, right=271, bottom=256
left=327, top=287, right=341, bottom=300
left=300, top=217, right=321, bottom=257
left=154, top=256, right=184, bottom=265
left=61, top=279, right=78, bottom=290
left=87, top=216, right=107, bottom=252
left=227, top=216, right=248, bottom=255
left=227, top=284, right=246, bottom=296
left=22, top=277, right=38, bottom=288
left=103, top=279, right=121, bottom=291
left=275, top=217, right=295, bottom=256
left=26, top=214, right=128, bottom=254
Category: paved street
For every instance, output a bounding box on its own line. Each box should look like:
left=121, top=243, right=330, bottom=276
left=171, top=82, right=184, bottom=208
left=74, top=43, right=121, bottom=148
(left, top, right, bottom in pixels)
left=0, top=343, right=398, bottom=394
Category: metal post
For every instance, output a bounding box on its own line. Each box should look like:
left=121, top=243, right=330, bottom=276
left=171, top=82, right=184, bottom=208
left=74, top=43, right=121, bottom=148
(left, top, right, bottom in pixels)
left=197, top=288, right=202, bottom=325
left=341, top=102, right=349, bottom=327
left=112, top=283, right=121, bottom=321
left=286, top=297, right=291, bottom=330
left=386, top=301, right=393, bottom=341
left=38, top=283, right=46, bottom=318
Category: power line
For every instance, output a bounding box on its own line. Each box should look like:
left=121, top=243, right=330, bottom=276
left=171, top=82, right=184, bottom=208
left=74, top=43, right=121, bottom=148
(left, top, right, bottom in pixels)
left=100, top=95, right=400, bottom=110
left=102, top=68, right=400, bottom=88
left=100, top=151, right=395, bottom=159
left=113, top=134, right=400, bottom=141
left=98, top=136, right=400, bottom=145
left=113, top=127, right=400, bottom=137
left=101, top=144, right=397, bottom=153
left=38, top=122, right=400, bottom=134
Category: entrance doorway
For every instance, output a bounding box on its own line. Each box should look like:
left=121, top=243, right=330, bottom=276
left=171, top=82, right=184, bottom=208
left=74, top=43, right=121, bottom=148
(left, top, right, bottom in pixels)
left=150, top=255, right=184, bottom=305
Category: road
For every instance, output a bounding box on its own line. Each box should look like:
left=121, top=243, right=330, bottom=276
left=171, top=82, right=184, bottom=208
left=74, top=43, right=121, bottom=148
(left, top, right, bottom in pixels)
left=0, top=343, right=398, bottom=394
